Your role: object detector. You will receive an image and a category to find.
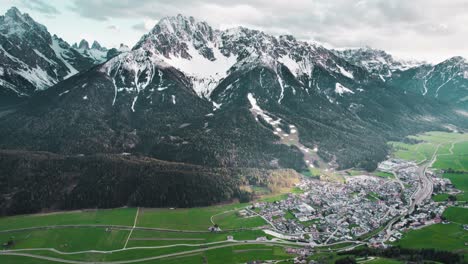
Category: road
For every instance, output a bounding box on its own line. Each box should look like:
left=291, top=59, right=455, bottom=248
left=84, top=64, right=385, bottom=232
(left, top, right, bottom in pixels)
left=0, top=240, right=305, bottom=264
left=381, top=145, right=441, bottom=241
left=0, top=224, right=265, bottom=235
left=410, top=144, right=439, bottom=212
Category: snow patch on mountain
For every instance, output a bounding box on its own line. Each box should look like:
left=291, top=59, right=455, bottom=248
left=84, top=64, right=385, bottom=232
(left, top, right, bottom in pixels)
left=50, top=37, right=78, bottom=79
left=18, top=66, right=55, bottom=90
left=278, top=55, right=314, bottom=79
left=247, top=93, right=281, bottom=126
left=337, top=65, right=354, bottom=79
left=335, top=83, right=354, bottom=95
left=164, top=43, right=237, bottom=96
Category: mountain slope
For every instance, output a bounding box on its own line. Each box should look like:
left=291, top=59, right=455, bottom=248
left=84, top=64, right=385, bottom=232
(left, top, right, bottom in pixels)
left=334, top=48, right=468, bottom=107
left=0, top=7, right=104, bottom=105
left=389, top=57, right=468, bottom=107
left=1, top=14, right=465, bottom=173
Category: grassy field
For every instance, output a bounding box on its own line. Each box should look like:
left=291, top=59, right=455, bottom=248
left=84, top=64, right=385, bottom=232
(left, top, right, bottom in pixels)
left=0, top=207, right=137, bottom=231
left=390, top=132, right=467, bottom=203
left=212, top=211, right=267, bottom=229
left=441, top=173, right=468, bottom=201
left=397, top=205, right=468, bottom=253
left=389, top=132, right=468, bottom=166
left=443, top=207, right=468, bottom=224
left=201, top=244, right=292, bottom=264
left=0, top=244, right=293, bottom=264
left=397, top=223, right=468, bottom=253
left=0, top=227, right=129, bottom=252
left=365, top=258, right=404, bottom=264
left=432, top=193, right=450, bottom=202
left=136, top=203, right=255, bottom=231
left=126, top=229, right=267, bottom=247
left=0, top=204, right=273, bottom=262
left=374, top=171, right=394, bottom=178
left=433, top=141, right=468, bottom=171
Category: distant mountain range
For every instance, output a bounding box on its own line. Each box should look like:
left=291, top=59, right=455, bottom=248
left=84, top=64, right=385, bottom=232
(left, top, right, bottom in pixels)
left=0, top=7, right=466, bottom=214
left=0, top=7, right=129, bottom=104
left=335, top=48, right=468, bottom=107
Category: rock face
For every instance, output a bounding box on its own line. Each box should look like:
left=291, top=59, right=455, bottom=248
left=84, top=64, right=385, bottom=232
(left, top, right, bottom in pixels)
left=73, top=39, right=108, bottom=64
left=0, top=7, right=105, bottom=105
left=0, top=13, right=465, bottom=173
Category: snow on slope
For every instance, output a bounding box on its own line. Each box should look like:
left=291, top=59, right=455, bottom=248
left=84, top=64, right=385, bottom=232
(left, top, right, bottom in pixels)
left=165, top=43, right=237, bottom=96
left=247, top=93, right=281, bottom=126
left=17, top=66, right=55, bottom=90
left=51, top=37, right=79, bottom=79
left=335, top=83, right=354, bottom=95
left=337, top=65, right=354, bottom=79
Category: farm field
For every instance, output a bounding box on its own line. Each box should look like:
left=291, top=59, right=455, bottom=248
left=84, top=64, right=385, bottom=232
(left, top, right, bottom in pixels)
left=0, top=207, right=137, bottom=231
left=396, top=223, right=468, bottom=252
left=211, top=211, right=267, bottom=229
left=365, top=258, right=404, bottom=264
left=0, top=244, right=293, bottom=264
left=442, top=173, right=468, bottom=201
left=443, top=207, right=468, bottom=224
left=397, top=206, right=468, bottom=254
left=136, top=203, right=263, bottom=231
left=373, top=171, right=394, bottom=178
left=433, top=141, right=468, bottom=171
left=435, top=173, right=468, bottom=201
left=0, top=204, right=288, bottom=263
left=126, top=229, right=267, bottom=247
left=389, top=131, right=468, bottom=168
left=0, top=227, right=129, bottom=252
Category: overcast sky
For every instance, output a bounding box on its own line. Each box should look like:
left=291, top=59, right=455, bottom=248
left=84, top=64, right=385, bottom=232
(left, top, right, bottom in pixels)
left=1, top=0, right=467, bottom=63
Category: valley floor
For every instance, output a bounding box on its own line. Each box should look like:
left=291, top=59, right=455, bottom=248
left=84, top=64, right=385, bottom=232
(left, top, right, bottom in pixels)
left=0, top=131, right=467, bottom=263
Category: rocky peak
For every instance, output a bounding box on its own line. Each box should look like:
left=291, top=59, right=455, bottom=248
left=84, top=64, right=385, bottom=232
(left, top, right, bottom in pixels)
left=0, top=7, right=48, bottom=38
left=91, top=40, right=107, bottom=51
left=118, top=43, right=130, bottom=52
left=440, top=56, right=466, bottom=66
left=133, top=14, right=216, bottom=57
left=78, top=39, right=90, bottom=50
left=335, top=47, right=425, bottom=78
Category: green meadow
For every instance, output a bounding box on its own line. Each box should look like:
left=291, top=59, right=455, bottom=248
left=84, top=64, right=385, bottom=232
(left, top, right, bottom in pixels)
left=0, top=207, right=136, bottom=231
left=389, top=131, right=468, bottom=167
left=136, top=203, right=264, bottom=231
left=0, top=244, right=293, bottom=264
left=397, top=223, right=467, bottom=253
left=0, top=227, right=129, bottom=252
left=397, top=207, right=468, bottom=254
left=437, top=173, right=468, bottom=201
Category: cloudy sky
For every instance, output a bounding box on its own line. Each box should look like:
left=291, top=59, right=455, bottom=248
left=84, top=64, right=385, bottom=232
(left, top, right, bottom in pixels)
left=1, top=0, right=467, bottom=63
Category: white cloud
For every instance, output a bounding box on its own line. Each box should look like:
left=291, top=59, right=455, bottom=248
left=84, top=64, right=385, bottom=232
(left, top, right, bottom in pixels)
left=65, top=0, right=468, bottom=62
left=0, top=0, right=466, bottom=63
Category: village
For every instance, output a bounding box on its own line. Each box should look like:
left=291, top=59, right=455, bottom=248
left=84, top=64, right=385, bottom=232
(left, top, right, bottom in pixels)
left=248, top=159, right=457, bottom=247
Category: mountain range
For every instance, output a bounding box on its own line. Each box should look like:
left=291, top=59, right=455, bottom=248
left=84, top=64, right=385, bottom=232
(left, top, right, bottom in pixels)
left=0, top=8, right=466, bottom=215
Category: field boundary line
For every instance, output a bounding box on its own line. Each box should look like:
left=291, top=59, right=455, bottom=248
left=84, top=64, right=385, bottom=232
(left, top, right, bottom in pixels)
left=123, top=207, right=139, bottom=249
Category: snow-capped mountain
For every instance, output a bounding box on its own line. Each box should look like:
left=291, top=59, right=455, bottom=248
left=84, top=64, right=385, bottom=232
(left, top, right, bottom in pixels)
left=334, top=47, right=424, bottom=80
left=389, top=56, right=468, bottom=106
left=1, top=13, right=464, bottom=173
left=334, top=48, right=467, bottom=106
left=0, top=7, right=104, bottom=104
left=112, top=14, right=364, bottom=101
